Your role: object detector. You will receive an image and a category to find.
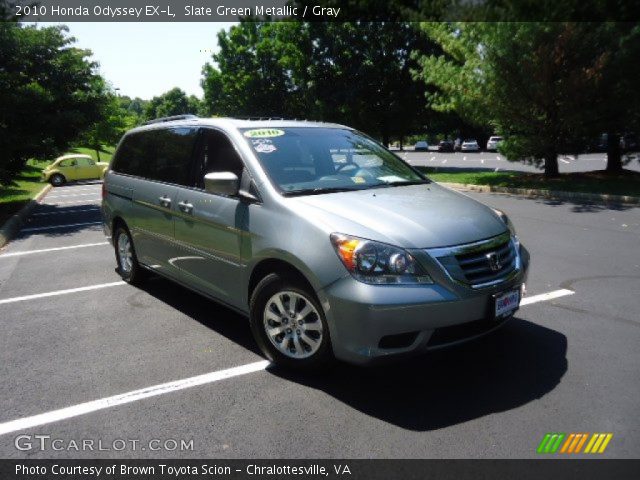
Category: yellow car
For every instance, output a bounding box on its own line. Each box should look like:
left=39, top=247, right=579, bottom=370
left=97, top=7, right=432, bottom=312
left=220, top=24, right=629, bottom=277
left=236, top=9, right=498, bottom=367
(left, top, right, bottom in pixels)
left=42, top=154, right=109, bottom=186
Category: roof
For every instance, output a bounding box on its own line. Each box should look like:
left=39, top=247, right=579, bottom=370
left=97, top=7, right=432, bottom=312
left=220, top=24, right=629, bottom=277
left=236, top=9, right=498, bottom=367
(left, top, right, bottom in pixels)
left=130, top=117, right=350, bottom=134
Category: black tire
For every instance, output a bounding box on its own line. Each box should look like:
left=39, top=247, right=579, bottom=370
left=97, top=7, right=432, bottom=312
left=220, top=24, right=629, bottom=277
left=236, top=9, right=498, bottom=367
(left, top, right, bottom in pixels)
left=250, top=273, right=334, bottom=370
left=50, top=174, right=66, bottom=186
left=114, top=225, right=147, bottom=285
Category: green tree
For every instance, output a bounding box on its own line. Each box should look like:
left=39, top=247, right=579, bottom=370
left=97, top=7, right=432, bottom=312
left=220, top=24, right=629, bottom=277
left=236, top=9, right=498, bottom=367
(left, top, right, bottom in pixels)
left=415, top=22, right=628, bottom=176
left=306, top=22, right=434, bottom=145
left=0, top=23, right=106, bottom=184
left=584, top=23, right=640, bottom=173
left=201, top=21, right=435, bottom=144
left=79, top=87, right=130, bottom=161
left=144, top=87, right=202, bottom=120
left=118, top=95, right=149, bottom=122
left=201, top=22, right=309, bottom=118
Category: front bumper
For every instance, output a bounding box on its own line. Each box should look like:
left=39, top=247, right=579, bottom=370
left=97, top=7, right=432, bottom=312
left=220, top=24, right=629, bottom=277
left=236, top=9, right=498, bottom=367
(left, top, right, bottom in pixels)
left=317, top=244, right=530, bottom=365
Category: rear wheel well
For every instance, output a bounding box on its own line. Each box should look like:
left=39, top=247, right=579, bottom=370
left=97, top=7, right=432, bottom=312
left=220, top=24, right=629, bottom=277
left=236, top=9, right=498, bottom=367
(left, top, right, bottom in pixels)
left=248, top=259, right=315, bottom=303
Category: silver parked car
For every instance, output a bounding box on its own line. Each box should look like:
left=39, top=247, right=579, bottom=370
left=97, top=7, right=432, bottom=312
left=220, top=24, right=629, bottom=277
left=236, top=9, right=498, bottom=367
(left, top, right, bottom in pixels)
left=102, top=116, right=529, bottom=369
left=461, top=139, right=480, bottom=152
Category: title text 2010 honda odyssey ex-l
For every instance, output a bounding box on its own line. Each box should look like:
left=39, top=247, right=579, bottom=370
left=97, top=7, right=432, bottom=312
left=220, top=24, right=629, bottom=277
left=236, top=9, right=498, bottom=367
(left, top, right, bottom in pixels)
left=102, top=116, right=530, bottom=369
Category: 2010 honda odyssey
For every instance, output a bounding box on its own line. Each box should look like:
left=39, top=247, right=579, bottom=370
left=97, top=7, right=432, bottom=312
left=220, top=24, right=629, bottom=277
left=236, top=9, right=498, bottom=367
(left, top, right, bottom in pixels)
left=102, top=115, right=530, bottom=369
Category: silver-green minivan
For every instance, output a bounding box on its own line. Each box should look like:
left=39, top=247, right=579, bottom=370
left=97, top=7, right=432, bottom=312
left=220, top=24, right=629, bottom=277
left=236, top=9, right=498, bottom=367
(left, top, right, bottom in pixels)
left=102, top=116, right=529, bottom=369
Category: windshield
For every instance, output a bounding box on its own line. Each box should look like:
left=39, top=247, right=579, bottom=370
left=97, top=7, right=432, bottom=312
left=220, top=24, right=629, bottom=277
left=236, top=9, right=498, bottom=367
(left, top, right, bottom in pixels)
left=241, top=127, right=427, bottom=196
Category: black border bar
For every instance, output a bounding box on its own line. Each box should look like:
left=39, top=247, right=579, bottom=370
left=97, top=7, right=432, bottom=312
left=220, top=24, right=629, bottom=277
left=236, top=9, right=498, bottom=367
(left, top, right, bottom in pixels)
left=2, top=459, right=640, bottom=480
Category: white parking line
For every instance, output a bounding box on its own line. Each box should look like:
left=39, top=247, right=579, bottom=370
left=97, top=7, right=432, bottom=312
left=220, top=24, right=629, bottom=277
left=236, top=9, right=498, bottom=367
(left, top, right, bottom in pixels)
left=0, top=360, right=270, bottom=436
left=496, top=156, right=500, bottom=160
left=560, top=157, right=570, bottom=164
left=42, top=199, right=101, bottom=205
left=441, top=159, right=447, bottom=164
left=32, top=208, right=99, bottom=217
left=21, top=221, right=102, bottom=233
left=51, top=186, right=100, bottom=191
left=521, top=288, right=574, bottom=306
left=481, top=159, right=485, bottom=164
left=0, top=242, right=109, bottom=258
left=463, top=156, right=467, bottom=161
left=430, top=156, right=435, bottom=162
left=0, top=281, right=125, bottom=305
left=46, top=193, right=100, bottom=199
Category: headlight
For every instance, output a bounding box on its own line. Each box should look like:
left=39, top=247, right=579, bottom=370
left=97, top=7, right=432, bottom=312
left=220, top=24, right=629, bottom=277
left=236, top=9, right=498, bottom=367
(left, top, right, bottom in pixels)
left=330, top=233, right=433, bottom=285
left=492, top=208, right=516, bottom=236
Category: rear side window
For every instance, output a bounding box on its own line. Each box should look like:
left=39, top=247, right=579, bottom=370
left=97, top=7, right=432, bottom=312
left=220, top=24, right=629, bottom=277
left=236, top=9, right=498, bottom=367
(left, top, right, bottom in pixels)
left=111, top=128, right=198, bottom=185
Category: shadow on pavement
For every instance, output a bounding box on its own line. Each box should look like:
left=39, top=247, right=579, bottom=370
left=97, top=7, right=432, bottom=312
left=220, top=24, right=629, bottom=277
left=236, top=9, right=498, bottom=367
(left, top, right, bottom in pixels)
left=134, top=274, right=568, bottom=432
left=14, top=201, right=103, bottom=239
left=535, top=198, right=636, bottom=213
left=136, top=275, right=262, bottom=357
left=482, top=191, right=636, bottom=213
left=268, top=318, right=567, bottom=431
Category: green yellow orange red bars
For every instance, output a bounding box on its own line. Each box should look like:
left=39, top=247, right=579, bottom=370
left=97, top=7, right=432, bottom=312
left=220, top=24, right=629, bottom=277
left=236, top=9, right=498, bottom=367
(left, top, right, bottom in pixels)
left=538, top=433, right=613, bottom=454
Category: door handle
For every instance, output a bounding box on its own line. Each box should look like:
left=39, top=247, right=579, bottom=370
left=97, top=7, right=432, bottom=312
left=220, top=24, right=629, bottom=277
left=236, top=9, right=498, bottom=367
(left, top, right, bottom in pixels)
left=178, top=201, right=194, bottom=214
left=158, top=196, right=172, bottom=208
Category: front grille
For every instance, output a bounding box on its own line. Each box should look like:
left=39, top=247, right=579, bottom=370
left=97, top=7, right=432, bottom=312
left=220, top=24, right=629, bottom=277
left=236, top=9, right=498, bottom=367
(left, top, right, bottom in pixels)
left=427, top=233, right=520, bottom=288
left=455, top=238, right=516, bottom=285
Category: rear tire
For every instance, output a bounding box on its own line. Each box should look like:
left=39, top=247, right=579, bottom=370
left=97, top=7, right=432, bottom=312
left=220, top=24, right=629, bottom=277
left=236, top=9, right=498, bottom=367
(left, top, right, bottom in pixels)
left=114, top=225, right=147, bottom=285
left=50, top=174, right=66, bottom=186
left=250, top=273, right=334, bottom=370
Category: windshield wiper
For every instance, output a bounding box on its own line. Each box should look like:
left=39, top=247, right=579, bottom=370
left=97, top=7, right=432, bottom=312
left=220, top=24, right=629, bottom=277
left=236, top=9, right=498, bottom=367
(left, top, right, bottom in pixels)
left=373, top=179, right=431, bottom=188
left=282, top=187, right=360, bottom=197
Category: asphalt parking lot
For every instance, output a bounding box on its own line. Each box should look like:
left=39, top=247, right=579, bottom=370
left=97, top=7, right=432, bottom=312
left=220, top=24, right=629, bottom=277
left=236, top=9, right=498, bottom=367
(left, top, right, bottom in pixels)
left=0, top=181, right=639, bottom=459
left=395, top=150, right=640, bottom=173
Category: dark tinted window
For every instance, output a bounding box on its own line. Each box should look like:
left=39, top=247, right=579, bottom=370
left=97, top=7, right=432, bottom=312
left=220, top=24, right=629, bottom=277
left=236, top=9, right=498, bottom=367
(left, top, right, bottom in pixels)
left=111, top=133, right=145, bottom=176
left=111, top=128, right=197, bottom=185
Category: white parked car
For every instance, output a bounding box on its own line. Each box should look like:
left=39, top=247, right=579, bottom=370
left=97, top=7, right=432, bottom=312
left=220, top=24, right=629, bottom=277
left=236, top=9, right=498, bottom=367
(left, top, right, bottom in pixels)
left=461, top=139, right=480, bottom=152
left=486, top=136, right=503, bottom=151
left=414, top=140, right=429, bottom=151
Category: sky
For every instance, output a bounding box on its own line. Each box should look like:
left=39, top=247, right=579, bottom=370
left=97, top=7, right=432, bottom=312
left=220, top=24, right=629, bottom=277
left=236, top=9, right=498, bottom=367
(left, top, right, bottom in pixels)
left=38, top=22, right=237, bottom=99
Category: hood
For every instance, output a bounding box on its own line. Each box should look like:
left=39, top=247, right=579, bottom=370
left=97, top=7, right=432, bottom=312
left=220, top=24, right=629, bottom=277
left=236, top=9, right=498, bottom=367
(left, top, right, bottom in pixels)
left=289, top=183, right=507, bottom=249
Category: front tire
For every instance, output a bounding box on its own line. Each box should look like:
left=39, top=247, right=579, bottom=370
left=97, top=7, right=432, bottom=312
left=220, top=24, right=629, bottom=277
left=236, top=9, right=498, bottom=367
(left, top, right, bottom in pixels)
left=114, top=225, right=147, bottom=284
left=250, top=273, right=334, bottom=370
left=50, top=174, right=66, bottom=186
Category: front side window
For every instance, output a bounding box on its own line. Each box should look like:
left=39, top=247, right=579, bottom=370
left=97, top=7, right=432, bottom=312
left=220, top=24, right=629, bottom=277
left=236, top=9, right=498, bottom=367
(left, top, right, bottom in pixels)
left=193, top=129, right=245, bottom=190
left=241, top=127, right=427, bottom=196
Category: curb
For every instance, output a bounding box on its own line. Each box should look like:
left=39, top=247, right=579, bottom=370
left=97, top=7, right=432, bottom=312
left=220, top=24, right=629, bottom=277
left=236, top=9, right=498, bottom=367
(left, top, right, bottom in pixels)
left=439, top=182, right=640, bottom=206
left=0, top=183, right=52, bottom=249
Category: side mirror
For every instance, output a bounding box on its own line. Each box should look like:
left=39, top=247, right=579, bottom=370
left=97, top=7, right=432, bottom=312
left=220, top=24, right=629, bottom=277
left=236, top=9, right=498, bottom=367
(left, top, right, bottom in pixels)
left=204, top=172, right=239, bottom=196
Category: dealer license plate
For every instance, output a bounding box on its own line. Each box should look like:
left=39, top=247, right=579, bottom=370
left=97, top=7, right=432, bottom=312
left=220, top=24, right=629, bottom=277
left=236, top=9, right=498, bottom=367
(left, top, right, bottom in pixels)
left=494, top=289, right=520, bottom=318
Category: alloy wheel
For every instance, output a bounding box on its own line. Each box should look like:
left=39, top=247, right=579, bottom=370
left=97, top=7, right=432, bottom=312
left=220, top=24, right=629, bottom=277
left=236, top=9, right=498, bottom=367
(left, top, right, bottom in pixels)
left=263, top=290, right=323, bottom=359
